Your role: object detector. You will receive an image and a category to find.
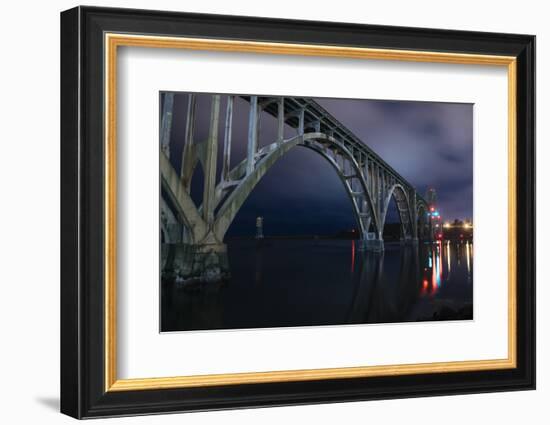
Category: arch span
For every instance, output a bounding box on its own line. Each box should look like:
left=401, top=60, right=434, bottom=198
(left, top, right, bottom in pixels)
left=212, top=132, right=380, bottom=241
left=380, top=183, right=414, bottom=241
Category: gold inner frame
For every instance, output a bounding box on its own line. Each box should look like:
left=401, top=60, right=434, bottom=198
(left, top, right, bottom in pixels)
left=104, top=33, right=517, bottom=392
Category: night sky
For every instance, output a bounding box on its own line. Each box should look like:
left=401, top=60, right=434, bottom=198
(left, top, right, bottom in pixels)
left=166, top=93, right=473, bottom=238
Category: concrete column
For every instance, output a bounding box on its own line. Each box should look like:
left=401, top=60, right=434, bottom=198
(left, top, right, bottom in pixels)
left=313, top=120, right=321, bottom=133
left=365, top=156, right=372, bottom=194
left=298, top=108, right=305, bottom=135
left=375, top=164, right=383, bottom=239
left=180, top=93, right=196, bottom=180
left=370, top=162, right=375, bottom=204
left=376, top=165, right=380, bottom=210
left=202, top=95, right=221, bottom=224
left=246, top=96, right=258, bottom=175
left=277, top=97, right=285, bottom=142
left=256, top=106, right=261, bottom=147
left=412, top=191, right=419, bottom=242
left=222, top=95, right=234, bottom=182
left=160, top=93, right=174, bottom=158
left=379, top=168, right=384, bottom=210
left=370, top=161, right=374, bottom=197
left=380, top=169, right=385, bottom=214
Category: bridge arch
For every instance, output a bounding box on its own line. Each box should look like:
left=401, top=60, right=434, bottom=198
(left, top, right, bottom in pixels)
left=212, top=132, right=381, bottom=241
left=160, top=152, right=206, bottom=244
left=159, top=93, right=432, bottom=263
left=380, top=183, right=414, bottom=240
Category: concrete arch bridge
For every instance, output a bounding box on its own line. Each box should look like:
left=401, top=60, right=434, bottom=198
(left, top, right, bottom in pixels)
left=160, top=94, right=431, bottom=282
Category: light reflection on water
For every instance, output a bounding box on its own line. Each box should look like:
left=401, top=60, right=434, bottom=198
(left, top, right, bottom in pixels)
left=161, top=239, right=474, bottom=332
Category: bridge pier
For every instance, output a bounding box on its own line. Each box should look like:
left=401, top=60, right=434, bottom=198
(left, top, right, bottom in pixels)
left=162, top=241, right=230, bottom=285
left=400, top=237, right=419, bottom=246
left=360, top=237, right=385, bottom=252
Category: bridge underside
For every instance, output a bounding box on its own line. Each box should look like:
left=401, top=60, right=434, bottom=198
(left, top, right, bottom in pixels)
left=160, top=93, right=432, bottom=282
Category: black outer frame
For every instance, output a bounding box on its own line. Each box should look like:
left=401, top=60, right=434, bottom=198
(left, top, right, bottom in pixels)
left=60, top=6, right=535, bottom=419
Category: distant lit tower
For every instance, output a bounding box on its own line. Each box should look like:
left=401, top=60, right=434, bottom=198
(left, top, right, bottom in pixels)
left=425, top=188, right=443, bottom=240
left=426, top=188, right=437, bottom=207
left=255, top=216, right=264, bottom=239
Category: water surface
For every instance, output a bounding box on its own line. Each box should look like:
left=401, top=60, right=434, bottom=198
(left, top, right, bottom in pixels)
left=161, top=239, right=473, bottom=332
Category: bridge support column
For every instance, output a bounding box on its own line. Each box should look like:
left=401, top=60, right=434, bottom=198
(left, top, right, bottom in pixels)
left=180, top=94, right=197, bottom=188
left=203, top=95, right=221, bottom=223
left=277, top=97, right=284, bottom=142
left=222, top=95, right=234, bottom=182
left=246, top=95, right=259, bottom=175
left=160, top=93, right=174, bottom=158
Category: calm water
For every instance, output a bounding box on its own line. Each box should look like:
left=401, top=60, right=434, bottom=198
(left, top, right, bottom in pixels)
left=161, top=239, right=473, bottom=332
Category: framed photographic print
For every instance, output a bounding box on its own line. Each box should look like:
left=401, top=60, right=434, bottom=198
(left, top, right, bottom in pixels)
left=60, top=6, right=535, bottom=419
